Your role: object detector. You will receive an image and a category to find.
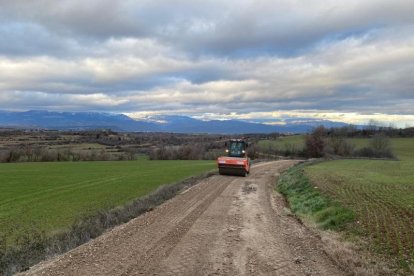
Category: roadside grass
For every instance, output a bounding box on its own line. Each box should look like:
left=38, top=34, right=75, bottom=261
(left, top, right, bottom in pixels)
left=277, top=164, right=355, bottom=231
left=304, top=139, right=414, bottom=268
left=0, top=160, right=215, bottom=241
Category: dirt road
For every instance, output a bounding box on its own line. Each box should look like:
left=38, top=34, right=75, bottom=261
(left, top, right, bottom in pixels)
left=22, top=161, right=345, bottom=276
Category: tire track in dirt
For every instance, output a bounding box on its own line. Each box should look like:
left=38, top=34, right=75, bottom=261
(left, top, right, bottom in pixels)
left=120, top=177, right=234, bottom=275
left=21, top=161, right=346, bottom=276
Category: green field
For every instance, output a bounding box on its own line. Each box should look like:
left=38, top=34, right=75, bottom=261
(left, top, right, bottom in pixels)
left=0, top=160, right=215, bottom=239
left=258, top=135, right=305, bottom=151
left=305, top=138, right=414, bottom=262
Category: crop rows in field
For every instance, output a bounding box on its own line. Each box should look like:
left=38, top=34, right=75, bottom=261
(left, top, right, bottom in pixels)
left=0, top=160, right=215, bottom=240
left=306, top=161, right=414, bottom=261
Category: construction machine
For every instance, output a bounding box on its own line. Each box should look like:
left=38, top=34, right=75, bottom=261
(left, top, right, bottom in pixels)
left=217, top=139, right=250, bottom=176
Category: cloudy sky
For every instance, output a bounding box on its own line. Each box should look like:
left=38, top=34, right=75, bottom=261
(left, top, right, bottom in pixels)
left=0, top=0, right=413, bottom=126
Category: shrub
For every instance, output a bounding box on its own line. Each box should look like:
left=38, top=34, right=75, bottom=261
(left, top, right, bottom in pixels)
left=325, top=136, right=355, bottom=156
left=353, top=135, right=395, bottom=158
left=370, top=134, right=394, bottom=158
left=246, top=144, right=260, bottom=159
left=305, top=126, right=326, bottom=158
left=0, top=146, right=134, bottom=163
left=149, top=144, right=216, bottom=160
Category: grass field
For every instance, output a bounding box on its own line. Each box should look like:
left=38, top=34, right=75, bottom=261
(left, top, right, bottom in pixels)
left=258, top=135, right=304, bottom=151
left=0, top=160, right=215, bottom=239
left=304, top=138, right=414, bottom=264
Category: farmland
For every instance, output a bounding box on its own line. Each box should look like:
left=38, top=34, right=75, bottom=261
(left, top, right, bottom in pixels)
left=0, top=130, right=253, bottom=162
left=0, top=159, right=215, bottom=239
left=258, top=134, right=305, bottom=150
left=304, top=138, right=414, bottom=264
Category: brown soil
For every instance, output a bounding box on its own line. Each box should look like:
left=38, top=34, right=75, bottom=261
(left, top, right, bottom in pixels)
left=20, top=161, right=346, bottom=276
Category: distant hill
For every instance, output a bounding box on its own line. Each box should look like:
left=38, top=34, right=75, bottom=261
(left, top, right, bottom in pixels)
left=0, top=110, right=349, bottom=134
left=0, top=110, right=156, bottom=132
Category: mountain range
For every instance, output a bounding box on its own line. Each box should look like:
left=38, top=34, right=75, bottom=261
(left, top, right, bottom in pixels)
left=0, top=110, right=349, bottom=134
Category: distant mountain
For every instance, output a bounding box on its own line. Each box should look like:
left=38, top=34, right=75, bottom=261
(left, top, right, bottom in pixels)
left=149, top=115, right=279, bottom=133
left=0, top=110, right=349, bottom=134
left=149, top=115, right=349, bottom=133
left=248, top=117, right=349, bottom=128
left=0, top=110, right=156, bottom=132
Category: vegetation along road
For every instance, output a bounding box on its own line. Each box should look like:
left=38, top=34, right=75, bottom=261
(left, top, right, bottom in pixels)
left=20, top=161, right=346, bottom=276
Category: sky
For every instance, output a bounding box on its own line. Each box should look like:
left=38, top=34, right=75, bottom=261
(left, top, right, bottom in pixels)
left=0, top=0, right=413, bottom=127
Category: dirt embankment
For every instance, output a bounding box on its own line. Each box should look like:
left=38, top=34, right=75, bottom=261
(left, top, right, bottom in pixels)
left=21, top=161, right=346, bottom=276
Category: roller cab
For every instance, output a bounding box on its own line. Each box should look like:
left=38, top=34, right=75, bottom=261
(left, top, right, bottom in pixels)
left=217, top=139, right=250, bottom=176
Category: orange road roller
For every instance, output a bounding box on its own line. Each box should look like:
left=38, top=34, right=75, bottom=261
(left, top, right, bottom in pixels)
left=217, top=139, right=250, bottom=176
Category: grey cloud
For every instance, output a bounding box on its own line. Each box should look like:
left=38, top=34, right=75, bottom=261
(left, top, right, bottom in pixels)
left=0, top=1, right=140, bottom=38
left=0, top=0, right=413, bottom=125
left=2, top=0, right=414, bottom=56
left=0, top=23, right=64, bottom=56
